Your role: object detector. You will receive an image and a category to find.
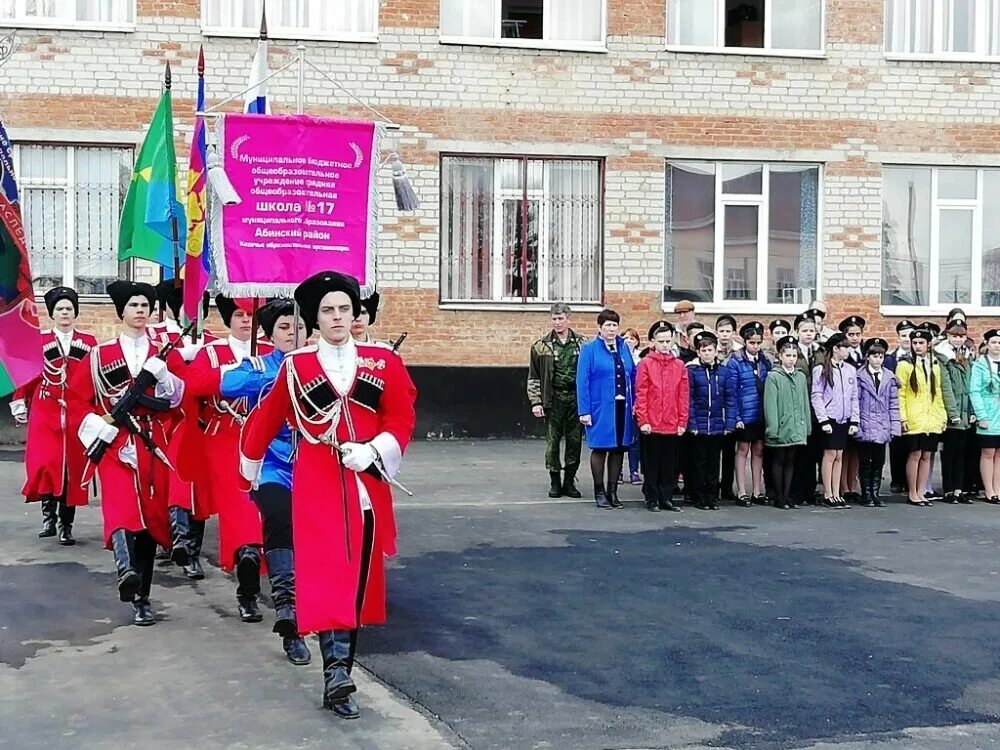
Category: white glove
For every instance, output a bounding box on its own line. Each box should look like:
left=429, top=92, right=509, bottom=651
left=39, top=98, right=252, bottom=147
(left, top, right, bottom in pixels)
left=98, top=422, right=119, bottom=444
left=142, top=357, right=169, bottom=383
left=341, top=441, right=377, bottom=473
left=10, top=399, right=27, bottom=424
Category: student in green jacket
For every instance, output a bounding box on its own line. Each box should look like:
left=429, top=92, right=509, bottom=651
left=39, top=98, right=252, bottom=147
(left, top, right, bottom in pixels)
left=764, top=335, right=812, bottom=510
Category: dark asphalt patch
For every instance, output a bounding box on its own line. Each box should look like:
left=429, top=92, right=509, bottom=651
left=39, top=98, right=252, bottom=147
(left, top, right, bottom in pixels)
left=364, top=525, right=1000, bottom=748
left=0, top=562, right=129, bottom=668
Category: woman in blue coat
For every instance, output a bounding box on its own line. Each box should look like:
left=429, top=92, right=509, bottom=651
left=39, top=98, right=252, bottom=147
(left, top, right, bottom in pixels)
left=577, top=309, right=637, bottom=510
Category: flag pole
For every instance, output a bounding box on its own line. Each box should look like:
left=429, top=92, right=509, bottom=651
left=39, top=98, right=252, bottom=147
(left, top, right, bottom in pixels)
left=164, top=61, right=182, bottom=289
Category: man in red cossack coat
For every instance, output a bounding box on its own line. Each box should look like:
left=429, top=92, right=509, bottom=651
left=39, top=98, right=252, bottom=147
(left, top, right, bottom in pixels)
left=68, top=281, right=186, bottom=626
left=180, top=295, right=271, bottom=622
left=240, top=271, right=416, bottom=719
left=10, top=286, right=97, bottom=545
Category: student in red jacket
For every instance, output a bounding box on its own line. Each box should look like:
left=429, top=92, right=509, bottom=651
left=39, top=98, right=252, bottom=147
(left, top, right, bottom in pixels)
left=634, top=320, right=689, bottom=512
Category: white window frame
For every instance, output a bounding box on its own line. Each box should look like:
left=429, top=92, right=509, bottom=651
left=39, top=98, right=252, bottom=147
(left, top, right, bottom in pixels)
left=440, top=0, right=608, bottom=54
left=0, top=0, right=135, bottom=31
left=12, top=143, right=132, bottom=300
left=662, top=160, right=824, bottom=314
left=885, top=0, right=1000, bottom=61
left=665, top=0, right=827, bottom=58
left=881, top=166, right=998, bottom=315
left=201, top=0, right=379, bottom=43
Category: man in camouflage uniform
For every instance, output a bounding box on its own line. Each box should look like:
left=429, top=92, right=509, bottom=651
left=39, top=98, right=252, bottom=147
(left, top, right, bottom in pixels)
left=528, top=303, right=586, bottom=499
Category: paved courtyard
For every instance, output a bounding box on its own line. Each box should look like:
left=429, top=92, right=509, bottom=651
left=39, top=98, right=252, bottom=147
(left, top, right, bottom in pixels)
left=3, top=441, right=1000, bottom=749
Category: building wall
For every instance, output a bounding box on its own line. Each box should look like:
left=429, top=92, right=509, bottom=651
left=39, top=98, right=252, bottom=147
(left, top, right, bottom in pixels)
left=2, top=0, right=999, bottom=435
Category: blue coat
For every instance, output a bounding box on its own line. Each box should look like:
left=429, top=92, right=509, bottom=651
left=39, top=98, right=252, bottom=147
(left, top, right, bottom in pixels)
left=576, top=336, right=636, bottom=450
left=220, top=349, right=295, bottom=490
left=687, top=359, right=737, bottom=435
left=726, top=349, right=771, bottom=426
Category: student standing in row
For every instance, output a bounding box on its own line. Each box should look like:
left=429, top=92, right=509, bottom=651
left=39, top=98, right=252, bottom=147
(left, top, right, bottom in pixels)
left=896, top=328, right=947, bottom=507
left=764, top=336, right=810, bottom=510
left=855, top=338, right=900, bottom=507
left=793, top=314, right=825, bottom=506
left=728, top=321, right=770, bottom=506
left=885, top=320, right=915, bottom=494
left=937, top=320, right=976, bottom=504
left=811, top=333, right=859, bottom=509
left=634, top=321, right=687, bottom=512
left=686, top=331, right=736, bottom=510
left=970, top=329, right=1000, bottom=504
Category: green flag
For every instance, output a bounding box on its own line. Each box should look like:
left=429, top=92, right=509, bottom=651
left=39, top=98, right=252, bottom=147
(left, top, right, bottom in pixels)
left=118, top=86, right=186, bottom=269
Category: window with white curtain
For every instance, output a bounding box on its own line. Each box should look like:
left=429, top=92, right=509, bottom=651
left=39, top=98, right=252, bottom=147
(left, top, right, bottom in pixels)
left=664, top=161, right=820, bottom=308
left=203, top=0, right=378, bottom=39
left=13, top=144, right=133, bottom=295
left=886, top=0, right=1000, bottom=57
left=667, top=0, right=824, bottom=53
left=883, top=166, right=1000, bottom=310
left=0, top=0, right=134, bottom=28
left=440, top=156, right=603, bottom=305
left=440, top=0, right=605, bottom=48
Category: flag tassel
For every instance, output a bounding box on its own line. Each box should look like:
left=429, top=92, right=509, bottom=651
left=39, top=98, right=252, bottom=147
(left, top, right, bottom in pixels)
left=390, top=152, right=419, bottom=212
left=207, top=146, right=241, bottom=205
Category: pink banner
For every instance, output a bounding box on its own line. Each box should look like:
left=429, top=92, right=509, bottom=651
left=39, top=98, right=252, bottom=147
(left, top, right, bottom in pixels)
left=211, top=114, right=383, bottom=297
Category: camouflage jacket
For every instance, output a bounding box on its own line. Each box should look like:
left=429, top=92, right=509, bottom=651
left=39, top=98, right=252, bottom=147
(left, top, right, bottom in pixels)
left=527, top=329, right=587, bottom=409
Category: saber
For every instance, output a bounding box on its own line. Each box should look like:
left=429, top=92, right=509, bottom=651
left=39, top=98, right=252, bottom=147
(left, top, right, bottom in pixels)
left=319, top=430, right=414, bottom=497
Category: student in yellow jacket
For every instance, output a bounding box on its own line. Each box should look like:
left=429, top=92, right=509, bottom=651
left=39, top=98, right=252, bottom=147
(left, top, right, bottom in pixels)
left=896, top=328, right=947, bottom=506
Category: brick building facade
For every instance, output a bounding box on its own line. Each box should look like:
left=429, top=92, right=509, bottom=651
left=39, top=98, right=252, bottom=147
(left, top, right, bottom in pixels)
left=1, top=0, right=998, bottom=436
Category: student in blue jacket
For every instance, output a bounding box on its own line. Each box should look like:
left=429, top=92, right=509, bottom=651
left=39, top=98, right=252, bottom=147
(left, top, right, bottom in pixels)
left=686, top=331, right=737, bottom=510
left=727, top=321, right=771, bottom=506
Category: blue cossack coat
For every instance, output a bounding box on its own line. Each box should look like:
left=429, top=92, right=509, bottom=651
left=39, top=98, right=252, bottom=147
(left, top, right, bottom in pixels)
left=576, top=336, right=637, bottom=450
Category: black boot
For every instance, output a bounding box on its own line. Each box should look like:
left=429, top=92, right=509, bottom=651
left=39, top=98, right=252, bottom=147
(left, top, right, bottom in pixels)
left=110, top=530, right=141, bottom=602
left=131, top=532, right=157, bottom=626
left=265, top=548, right=311, bottom=665
left=183, top=519, right=206, bottom=580
left=858, top=463, right=875, bottom=507
left=594, top=484, right=612, bottom=509
left=319, top=630, right=359, bottom=718
left=168, top=507, right=191, bottom=567
left=57, top=501, right=76, bottom=546
left=236, top=546, right=263, bottom=623
left=872, top=473, right=886, bottom=507
left=562, top=471, right=582, bottom=499
left=548, top=472, right=562, bottom=498
left=38, top=499, right=57, bottom=538
left=645, top=498, right=661, bottom=512
left=607, top=480, right=624, bottom=509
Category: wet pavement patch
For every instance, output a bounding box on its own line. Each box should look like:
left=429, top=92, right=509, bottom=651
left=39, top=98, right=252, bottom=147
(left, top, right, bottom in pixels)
left=0, top=562, right=129, bottom=668
left=364, top=525, right=1000, bottom=748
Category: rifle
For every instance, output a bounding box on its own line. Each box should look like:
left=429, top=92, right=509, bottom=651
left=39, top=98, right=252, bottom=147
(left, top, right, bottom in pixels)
left=392, top=332, right=408, bottom=353
left=85, top=320, right=197, bottom=467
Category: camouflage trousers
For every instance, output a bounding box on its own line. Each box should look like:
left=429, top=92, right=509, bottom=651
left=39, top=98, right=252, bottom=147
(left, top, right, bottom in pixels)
left=545, top=393, right=582, bottom=475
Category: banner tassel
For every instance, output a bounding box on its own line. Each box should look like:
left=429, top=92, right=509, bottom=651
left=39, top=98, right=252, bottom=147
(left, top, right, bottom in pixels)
left=207, top=145, right=242, bottom=206
left=389, top=152, right=420, bottom=211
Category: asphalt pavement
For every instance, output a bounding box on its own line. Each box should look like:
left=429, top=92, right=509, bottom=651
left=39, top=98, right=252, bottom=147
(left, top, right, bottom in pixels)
left=4, top=442, right=1000, bottom=749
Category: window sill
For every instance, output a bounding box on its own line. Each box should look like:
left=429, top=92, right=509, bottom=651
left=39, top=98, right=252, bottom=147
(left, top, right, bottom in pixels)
left=201, top=26, right=378, bottom=43
left=664, top=44, right=826, bottom=59
left=881, top=305, right=1000, bottom=317
left=439, top=301, right=605, bottom=313
left=884, top=52, right=1000, bottom=63
left=439, top=35, right=608, bottom=54
left=662, top=301, right=816, bottom=315
left=0, top=19, right=134, bottom=32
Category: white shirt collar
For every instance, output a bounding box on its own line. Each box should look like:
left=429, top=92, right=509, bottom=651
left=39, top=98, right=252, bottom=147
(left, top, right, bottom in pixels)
left=317, top=337, right=358, bottom=394
left=53, top=328, right=73, bottom=349
left=228, top=335, right=252, bottom=361
left=118, top=332, right=150, bottom=376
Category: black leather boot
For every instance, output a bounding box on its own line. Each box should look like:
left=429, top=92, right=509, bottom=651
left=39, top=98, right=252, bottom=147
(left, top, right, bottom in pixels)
left=548, top=472, right=562, bottom=498
left=56, top=500, right=76, bottom=545
left=872, top=474, right=886, bottom=507
left=132, top=532, right=156, bottom=625
left=319, top=630, right=359, bottom=718
left=110, top=530, right=141, bottom=602
left=236, top=546, right=263, bottom=623
left=858, top=463, right=875, bottom=507
left=38, top=499, right=57, bottom=538
left=168, top=507, right=191, bottom=567
left=607, top=480, right=623, bottom=509
left=562, top=471, right=582, bottom=499
left=265, top=548, right=311, bottom=665
left=594, top=484, right=612, bottom=509
left=183, top=519, right=206, bottom=580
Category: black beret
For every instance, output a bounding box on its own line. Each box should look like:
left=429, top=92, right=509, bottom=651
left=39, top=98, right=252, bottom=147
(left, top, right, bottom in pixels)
left=215, top=295, right=238, bottom=328
left=775, top=335, right=798, bottom=352
left=919, top=321, right=941, bottom=337
left=862, top=337, right=889, bottom=354
left=794, top=313, right=814, bottom=329
left=257, top=298, right=314, bottom=340
left=43, top=286, right=78, bottom=317
left=896, top=319, right=917, bottom=333
left=647, top=320, right=675, bottom=341
left=983, top=329, right=1000, bottom=342
left=769, top=319, right=791, bottom=333
left=944, top=319, right=967, bottom=333
left=805, top=307, right=825, bottom=320
left=911, top=329, right=934, bottom=343
left=693, top=331, right=719, bottom=349
left=107, top=280, right=156, bottom=320
left=293, top=271, right=362, bottom=330
left=739, top=321, right=764, bottom=339
left=838, top=315, right=866, bottom=332
left=825, top=332, right=849, bottom=350
left=715, top=314, right=738, bottom=329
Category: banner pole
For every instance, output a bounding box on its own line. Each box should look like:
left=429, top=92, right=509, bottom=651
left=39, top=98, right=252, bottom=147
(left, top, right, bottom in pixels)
left=250, top=297, right=261, bottom=356
left=296, top=45, right=306, bottom=114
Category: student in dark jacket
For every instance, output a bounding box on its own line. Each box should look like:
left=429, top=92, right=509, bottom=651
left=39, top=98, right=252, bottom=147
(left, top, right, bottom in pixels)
left=686, top=332, right=737, bottom=510
left=727, top=321, right=771, bottom=506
